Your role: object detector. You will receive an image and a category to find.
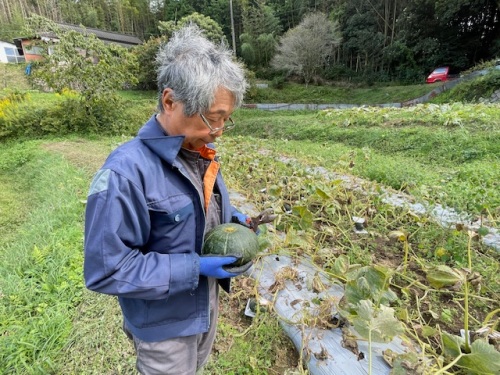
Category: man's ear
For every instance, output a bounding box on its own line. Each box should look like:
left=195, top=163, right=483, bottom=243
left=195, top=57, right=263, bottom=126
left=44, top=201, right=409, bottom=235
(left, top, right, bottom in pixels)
left=161, top=88, right=175, bottom=112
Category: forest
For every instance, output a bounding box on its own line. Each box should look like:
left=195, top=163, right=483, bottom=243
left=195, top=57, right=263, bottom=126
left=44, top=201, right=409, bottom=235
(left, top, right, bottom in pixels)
left=1, top=0, right=499, bottom=83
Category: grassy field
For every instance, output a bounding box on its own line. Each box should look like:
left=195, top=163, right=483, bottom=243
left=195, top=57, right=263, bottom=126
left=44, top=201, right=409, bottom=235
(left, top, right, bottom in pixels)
left=1, top=72, right=499, bottom=374
left=247, top=81, right=435, bottom=104
left=0, top=137, right=300, bottom=374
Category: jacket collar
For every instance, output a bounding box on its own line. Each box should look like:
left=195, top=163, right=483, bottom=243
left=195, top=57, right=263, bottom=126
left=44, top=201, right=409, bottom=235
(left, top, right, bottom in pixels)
left=138, top=115, right=185, bottom=165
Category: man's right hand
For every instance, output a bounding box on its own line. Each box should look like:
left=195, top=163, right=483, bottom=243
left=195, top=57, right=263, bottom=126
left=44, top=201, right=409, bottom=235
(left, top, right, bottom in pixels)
left=199, top=255, right=248, bottom=279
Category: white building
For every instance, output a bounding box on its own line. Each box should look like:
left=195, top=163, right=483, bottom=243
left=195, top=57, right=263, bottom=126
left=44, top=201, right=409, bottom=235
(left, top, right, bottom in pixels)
left=0, top=41, right=25, bottom=63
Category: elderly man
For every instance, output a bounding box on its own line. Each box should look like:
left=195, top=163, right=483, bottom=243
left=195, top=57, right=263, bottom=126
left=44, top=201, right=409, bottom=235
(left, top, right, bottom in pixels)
left=83, top=25, right=253, bottom=375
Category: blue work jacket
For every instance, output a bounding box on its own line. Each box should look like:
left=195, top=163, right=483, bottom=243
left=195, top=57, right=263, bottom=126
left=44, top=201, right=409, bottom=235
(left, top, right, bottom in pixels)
left=84, top=115, right=235, bottom=342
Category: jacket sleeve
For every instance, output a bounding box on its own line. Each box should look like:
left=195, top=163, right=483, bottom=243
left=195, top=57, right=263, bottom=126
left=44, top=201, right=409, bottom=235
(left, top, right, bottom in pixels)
left=83, top=168, right=200, bottom=300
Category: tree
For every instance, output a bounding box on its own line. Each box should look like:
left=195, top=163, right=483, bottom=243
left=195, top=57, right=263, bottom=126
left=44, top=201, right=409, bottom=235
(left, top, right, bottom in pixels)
left=2, top=0, right=498, bottom=84
left=272, top=12, right=341, bottom=85
left=398, top=0, right=499, bottom=72
left=435, top=0, right=500, bottom=66
left=194, top=0, right=234, bottom=46
left=160, top=0, right=195, bottom=23
left=26, top=15, right=138, bottom=100
left=132, top=36, right=167, bottom=90
left=158, top=12, right=227, bottom=44
left=334, top=0, right=406, bottom=75
left=342, top=11, right=385, bottom=73
left=240, top=1, right=282, bottom=70
left=24, top=15, right=139, bottom=132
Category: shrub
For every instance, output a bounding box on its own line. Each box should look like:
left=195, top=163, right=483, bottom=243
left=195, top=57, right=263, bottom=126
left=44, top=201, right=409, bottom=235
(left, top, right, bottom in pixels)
left=0, top=92, right=144, bottom=140
left=0, top=90, right=30, bottom=138
left=270, top=75, right=287, bottom=89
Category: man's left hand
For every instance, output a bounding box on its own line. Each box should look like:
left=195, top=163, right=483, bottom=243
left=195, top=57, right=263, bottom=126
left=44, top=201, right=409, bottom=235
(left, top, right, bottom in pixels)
left=232, top=209, right=277, bottom=235
left=231, top=212, right=254, bottom=230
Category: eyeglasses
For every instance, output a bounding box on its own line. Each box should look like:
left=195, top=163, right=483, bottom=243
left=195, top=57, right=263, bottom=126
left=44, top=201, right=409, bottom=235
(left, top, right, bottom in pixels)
left=199, top=114, right=235, bottom=134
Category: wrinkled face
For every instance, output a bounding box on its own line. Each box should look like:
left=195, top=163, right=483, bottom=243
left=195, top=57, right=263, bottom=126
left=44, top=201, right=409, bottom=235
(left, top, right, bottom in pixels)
left=157, top=87, right=235, bottom=151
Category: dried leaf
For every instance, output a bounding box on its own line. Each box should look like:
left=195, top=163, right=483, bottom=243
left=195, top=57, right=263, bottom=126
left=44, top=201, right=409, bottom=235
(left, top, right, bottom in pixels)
left=311, top=273, right=327, bottom=293
left=341, top=327, right=359, bottom=356
left=313, top=344, right=330, bottom=360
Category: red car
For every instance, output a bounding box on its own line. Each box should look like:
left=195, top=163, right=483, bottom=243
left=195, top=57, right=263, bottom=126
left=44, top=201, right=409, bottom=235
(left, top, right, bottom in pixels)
left=426, top=66, right=458, bottom=83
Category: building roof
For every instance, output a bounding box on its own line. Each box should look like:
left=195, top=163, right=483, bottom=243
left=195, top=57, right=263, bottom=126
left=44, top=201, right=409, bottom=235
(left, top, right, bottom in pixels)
left=0, top=41, right=17, bottom=47
left=14, top=22, right=142, bottom=49
left=54, top=22, right=142, bottom=47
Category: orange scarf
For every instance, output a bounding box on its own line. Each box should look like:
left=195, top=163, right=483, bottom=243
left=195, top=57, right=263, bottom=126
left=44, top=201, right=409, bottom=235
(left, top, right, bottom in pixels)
left=197, top=145, right=220, bottom=212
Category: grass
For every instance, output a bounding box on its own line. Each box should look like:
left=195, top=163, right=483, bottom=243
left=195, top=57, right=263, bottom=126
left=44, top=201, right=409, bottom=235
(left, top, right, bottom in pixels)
left=0, top=137, right=299, bottom=374
left=0, top=141, right=88, bottom=374
left=0, top=175, right=29, bottom=244
left=0, top=64, right=30, bottom=91
left=247, top=82, right=435, bottom=104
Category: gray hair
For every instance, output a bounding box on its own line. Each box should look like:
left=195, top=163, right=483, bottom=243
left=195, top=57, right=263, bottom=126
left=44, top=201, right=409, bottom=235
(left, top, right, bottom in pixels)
left=156, top=25, right=247, bottom=115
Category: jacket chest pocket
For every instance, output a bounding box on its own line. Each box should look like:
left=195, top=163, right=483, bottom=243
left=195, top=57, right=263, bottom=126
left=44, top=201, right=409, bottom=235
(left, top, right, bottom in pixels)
left=147, top=196, right=196, bottom=253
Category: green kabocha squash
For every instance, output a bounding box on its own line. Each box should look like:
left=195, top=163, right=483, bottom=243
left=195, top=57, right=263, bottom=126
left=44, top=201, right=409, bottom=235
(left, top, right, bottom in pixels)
left=203, top=223, right=259, bottom=266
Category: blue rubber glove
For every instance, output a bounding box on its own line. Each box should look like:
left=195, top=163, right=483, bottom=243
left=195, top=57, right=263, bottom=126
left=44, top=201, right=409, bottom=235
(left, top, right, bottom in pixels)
left=199, top=255, right=251, bottom=279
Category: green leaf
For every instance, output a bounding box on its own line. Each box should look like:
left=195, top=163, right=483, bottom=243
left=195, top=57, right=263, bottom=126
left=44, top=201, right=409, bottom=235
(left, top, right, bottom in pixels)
left=357, top=276, right=371, bottom=295
left=458, top=340, right=500, bottom=374
left=344, top=265, right=396, bottom=306
left=268, top=185, right=282, bottom=197
left=291, top=205, right=313, bottom=229
left=425, top=265, right=463, bottom=289
left=258, top=236, right=272, bottom=251
left=421, top=326, right=438, bottom=338
left=441, top=332, right=463, bottom=358
left=315, top=187, right=330, bottom=200
left=352, top=300, right=404, bottom=343
left=284, top=228, right=310, bottom=248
